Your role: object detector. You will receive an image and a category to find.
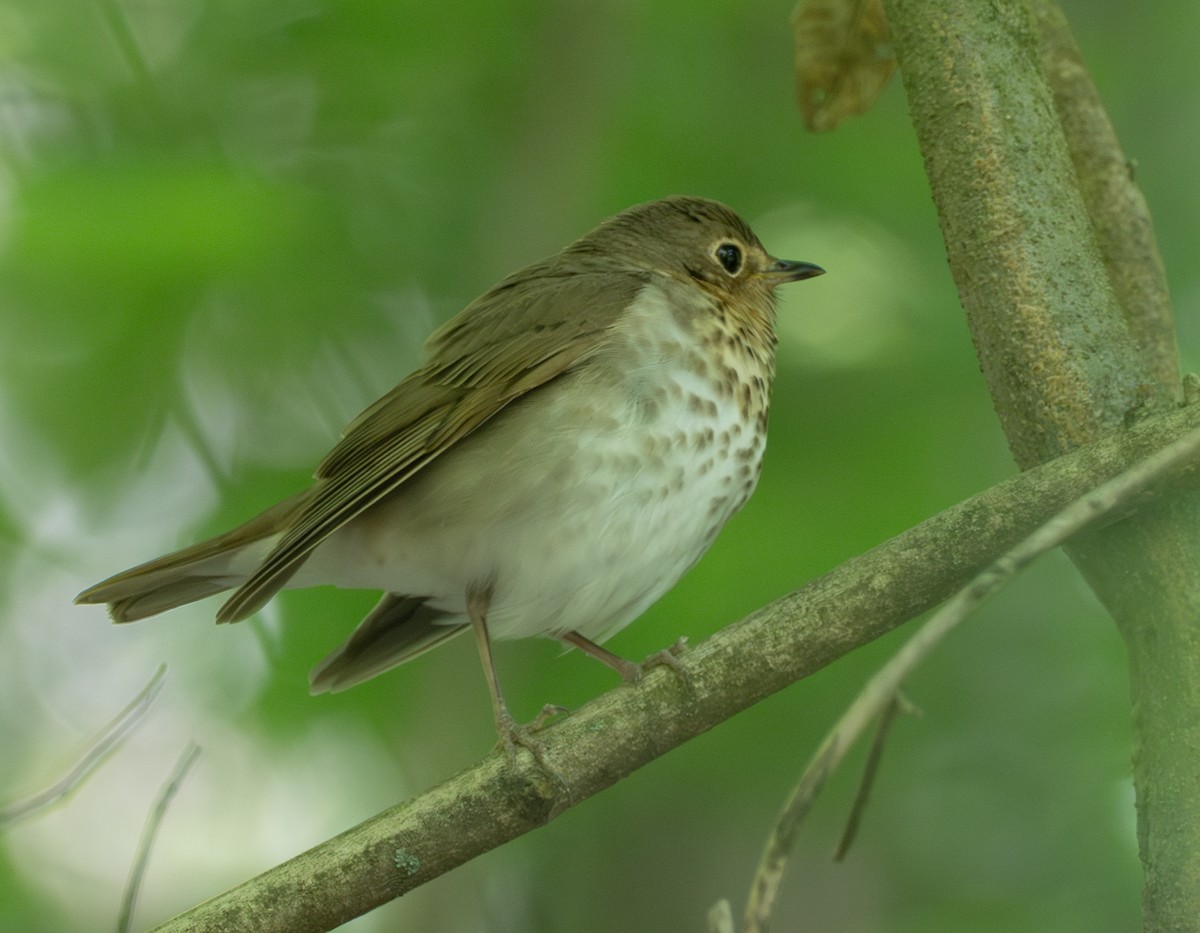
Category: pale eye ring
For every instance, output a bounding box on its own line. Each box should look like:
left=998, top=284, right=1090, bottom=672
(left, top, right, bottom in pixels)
left=715, top=242, right=743, bottom=275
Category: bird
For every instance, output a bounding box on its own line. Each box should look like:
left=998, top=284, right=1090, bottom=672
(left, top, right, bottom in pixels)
left=76, top=196, right=824, bottom=751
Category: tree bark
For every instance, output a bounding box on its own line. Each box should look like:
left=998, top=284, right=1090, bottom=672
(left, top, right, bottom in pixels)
left=882, top=1, right=1200, bottom=928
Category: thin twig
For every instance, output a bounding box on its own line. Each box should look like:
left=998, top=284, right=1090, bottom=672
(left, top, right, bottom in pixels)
left=739, top=422, right=1200, bottom=933
left=0, top=665, right=168, bottom=827
left=833, top=693, right=917, bottom=861
left=117, top=741, right=202, bottom=933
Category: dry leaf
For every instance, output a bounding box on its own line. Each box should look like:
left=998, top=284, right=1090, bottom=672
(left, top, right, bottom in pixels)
left=791, top=0, right=896, bottom=132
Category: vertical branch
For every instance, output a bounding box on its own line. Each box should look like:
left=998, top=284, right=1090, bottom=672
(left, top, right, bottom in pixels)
left=880, top=1, right=1200, bottom=930
left=1067, top=500, right=1200, bottom=933
left=883, top=0, right=1146, bottom=469
left=1033, top=1, right=1178, bottom=390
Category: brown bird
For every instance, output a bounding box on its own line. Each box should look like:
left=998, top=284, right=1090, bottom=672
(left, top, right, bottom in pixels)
left=77, top=196, right=824, bottom=750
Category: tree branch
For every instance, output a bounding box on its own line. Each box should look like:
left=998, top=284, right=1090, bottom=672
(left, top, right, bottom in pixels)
left=739, top=421, right=1200, bottom=933
left=149, top=404, right=1200, bottom=933
left=882, top=2, right=1200, bottom=928
left=884, top=0, right=1150, bottom=468
left=1033, top=1, right=1178, bottom=389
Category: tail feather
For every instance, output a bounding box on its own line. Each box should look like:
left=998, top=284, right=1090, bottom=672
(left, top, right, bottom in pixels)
left=76, top=490, right=311, bottom=622
left=108, top=576, right=243, bottom=623
left=79, top=489, right=461, bottom=691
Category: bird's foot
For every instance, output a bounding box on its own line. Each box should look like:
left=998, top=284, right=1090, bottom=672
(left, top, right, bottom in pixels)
left=636, top=636, right=691, bottom=685
left=610, top=636, right=694, bottom=694
left=529, top=703, right=571, bottom=732
left=604, top=636, right=695, bottom=693
left=559, top=630, right=691, bottom=689
left=492, top=708, right=574, bottom=811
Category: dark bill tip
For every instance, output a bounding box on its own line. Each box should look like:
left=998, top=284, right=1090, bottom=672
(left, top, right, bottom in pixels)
left=764, top=258, right=825, bottom=282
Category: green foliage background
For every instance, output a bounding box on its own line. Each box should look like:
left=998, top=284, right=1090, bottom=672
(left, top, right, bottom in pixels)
left=0, top=1, right=1195, bottom=930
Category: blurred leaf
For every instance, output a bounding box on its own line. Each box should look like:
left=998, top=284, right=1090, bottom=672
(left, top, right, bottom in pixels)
left=791, top=0, right=896, bottom=131
left=6, top=161, right=304, bottom=285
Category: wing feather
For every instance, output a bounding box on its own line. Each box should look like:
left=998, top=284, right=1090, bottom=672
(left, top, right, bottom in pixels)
left=215, top=267, right=645, bottom=623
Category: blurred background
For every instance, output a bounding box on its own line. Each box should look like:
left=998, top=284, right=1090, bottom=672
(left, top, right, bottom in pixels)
left=0, top=1, right=1195, bottom=930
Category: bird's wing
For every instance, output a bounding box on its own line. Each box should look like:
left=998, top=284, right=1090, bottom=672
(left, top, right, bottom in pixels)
left=216, top=267, right=646, bottom=622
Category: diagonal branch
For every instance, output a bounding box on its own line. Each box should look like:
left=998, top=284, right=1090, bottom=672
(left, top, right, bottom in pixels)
left=739, top=420, right=1200, bottom=933
left=149, top=403, right=1200, bottom=933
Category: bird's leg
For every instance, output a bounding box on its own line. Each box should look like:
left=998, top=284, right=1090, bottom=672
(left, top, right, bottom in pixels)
left=557, top=630, right=641, bottom=681
left=467, top=583, right=575, bottom=810
left=467, top=582, right=568, bottom=764
left=557, top=630, right=691, bottom=687
left=466, top=581, right=522, bottom=753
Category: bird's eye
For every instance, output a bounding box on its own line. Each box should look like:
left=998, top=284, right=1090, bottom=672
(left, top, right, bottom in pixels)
left=715, top=242, right=743, bottom=275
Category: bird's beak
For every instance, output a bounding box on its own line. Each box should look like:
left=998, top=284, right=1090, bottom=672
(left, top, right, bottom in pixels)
left=761, top=258, right=825, bottom=283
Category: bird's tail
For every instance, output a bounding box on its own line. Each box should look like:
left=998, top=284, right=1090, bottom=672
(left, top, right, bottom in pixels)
left=75, top=490, right=311, bottom=623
